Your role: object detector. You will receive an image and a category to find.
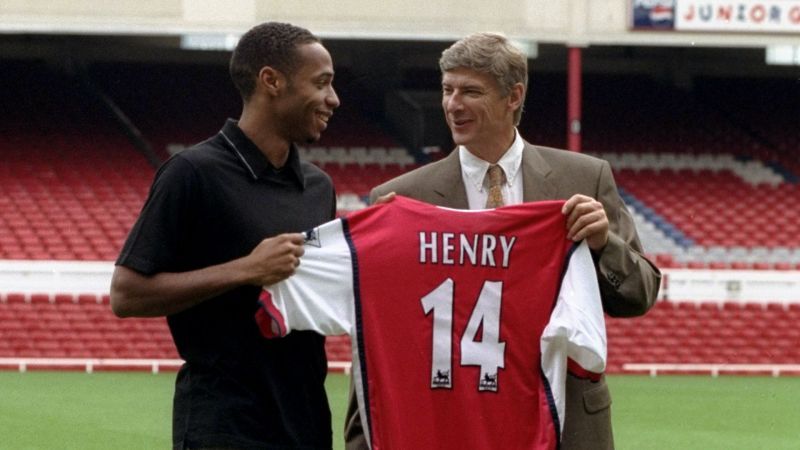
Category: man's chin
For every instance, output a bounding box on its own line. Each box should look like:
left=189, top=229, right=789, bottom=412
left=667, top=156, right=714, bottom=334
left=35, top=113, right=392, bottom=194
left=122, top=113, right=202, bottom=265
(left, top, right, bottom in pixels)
left=303, top=129, right=322, bottom=144
left=302, top=132, right=322, bottom=145
left=449, top=133, right=469, bottom=147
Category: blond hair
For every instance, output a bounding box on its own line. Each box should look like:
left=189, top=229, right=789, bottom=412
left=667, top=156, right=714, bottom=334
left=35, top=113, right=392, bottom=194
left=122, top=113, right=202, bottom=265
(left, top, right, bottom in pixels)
left=439, top=32, right=528, bottom=125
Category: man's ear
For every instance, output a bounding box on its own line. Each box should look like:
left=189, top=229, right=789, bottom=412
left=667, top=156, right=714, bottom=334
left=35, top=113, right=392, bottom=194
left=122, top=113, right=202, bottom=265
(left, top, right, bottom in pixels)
left=258, top=66, right=284, bottom=96
left=507, top=82, right=525, bottom=113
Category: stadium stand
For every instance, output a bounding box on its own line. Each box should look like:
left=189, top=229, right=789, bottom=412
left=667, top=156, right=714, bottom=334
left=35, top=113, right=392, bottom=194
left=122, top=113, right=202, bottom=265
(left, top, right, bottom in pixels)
left=1, top=59, right=798, bottom=376
left=575, top=74, right=800, bottom=269
left=0, top=292, right=178, bottom=370
left=0, top=59, right=154, bottom=261
left=695, top=76, right=800, bottom=180
left=612, top=163, right=800, bottom=268
left=607, top=301, right=800, bottom=376
left=3, top=292, right=799, bottom=376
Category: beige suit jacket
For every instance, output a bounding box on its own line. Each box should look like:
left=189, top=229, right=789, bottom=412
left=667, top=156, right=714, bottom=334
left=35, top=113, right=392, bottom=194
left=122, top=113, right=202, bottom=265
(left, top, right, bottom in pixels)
left=345, top=142, right=661, bottom=450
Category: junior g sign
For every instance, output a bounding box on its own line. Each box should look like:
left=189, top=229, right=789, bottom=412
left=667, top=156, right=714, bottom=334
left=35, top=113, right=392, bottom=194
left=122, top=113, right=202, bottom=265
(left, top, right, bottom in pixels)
left=676, top=0, right=800, bottom=32
left=632, top=0, right=800, bottom=33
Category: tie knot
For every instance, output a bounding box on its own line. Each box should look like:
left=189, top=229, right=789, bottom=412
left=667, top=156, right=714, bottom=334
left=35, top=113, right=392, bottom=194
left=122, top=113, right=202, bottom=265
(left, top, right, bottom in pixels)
left=487, top=164, right=505, bottom=188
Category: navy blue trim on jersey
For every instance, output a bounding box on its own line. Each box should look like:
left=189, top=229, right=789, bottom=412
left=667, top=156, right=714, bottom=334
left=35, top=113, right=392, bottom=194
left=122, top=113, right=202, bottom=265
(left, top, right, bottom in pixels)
left=540, top=240, right=582, bottom=448
left=341, top=217, right=373, bottom=439
left=539, top=366, right=562, bottom=449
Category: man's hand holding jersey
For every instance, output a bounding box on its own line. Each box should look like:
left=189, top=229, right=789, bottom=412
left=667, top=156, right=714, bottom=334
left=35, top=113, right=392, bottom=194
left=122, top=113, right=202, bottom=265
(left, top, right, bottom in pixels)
left=246, top=233, right=305, bottom=286
left=562, top=194, right=609, bottom=252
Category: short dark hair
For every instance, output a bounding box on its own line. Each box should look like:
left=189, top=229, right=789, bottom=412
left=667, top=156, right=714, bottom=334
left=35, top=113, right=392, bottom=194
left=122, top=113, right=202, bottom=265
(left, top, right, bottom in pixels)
left=229, top=22, right=320, bottom=101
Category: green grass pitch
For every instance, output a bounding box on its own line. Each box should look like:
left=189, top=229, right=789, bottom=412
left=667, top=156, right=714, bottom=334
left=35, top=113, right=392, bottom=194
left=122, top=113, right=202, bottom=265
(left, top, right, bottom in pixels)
left=1, top=372, right=798, bottom=449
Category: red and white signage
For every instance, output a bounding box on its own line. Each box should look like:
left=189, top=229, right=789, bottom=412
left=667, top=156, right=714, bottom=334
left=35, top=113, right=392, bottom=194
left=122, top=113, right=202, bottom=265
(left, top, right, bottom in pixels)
left=632, top=0, right=800, bottom=33
left=676, top=0, right=800, bottom=32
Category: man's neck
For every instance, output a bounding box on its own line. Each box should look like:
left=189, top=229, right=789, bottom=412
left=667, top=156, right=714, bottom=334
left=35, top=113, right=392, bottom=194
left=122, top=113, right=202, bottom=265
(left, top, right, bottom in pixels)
left=238, top=110, right=291, bottom=168
left=463, top=128, right=516, bottom=164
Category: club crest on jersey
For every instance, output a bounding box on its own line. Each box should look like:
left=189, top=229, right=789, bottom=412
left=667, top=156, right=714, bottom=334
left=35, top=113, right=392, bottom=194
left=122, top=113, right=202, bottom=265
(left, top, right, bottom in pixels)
left=431, top=369, right=452, bottom=389
left=304, top=228, right=321, bottom=248
left=479, top=372, right=498, bottom=392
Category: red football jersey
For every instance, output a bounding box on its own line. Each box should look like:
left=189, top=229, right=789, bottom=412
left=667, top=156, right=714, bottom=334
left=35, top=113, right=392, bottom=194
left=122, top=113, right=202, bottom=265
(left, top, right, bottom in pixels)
left=258, top=196, right=606, bottom=450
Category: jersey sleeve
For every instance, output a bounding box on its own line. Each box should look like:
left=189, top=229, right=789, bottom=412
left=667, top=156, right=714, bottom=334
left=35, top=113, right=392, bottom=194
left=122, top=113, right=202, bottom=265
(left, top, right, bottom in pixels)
left=540, top=241, right=607, bottom=431
left=256, top=218, right=355, bottom=338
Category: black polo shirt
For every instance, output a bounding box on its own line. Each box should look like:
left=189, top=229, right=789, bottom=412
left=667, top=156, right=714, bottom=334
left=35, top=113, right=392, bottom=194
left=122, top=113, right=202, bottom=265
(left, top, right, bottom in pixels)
left=117, top=119, right=336, bottom=449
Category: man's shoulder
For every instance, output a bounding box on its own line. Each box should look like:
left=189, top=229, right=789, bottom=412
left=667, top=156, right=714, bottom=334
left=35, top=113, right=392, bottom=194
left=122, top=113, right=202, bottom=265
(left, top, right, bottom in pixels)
left=524, top=143, right=608, bottom=173
left=524, top=143, right=606, bottom=168
left=372, top=157, right=453, bottom=196
left=300, top=159, right=329, bottom=175
left=169, top=135, right=228, bottom=166
left=300, top=160, right=335, bottom=187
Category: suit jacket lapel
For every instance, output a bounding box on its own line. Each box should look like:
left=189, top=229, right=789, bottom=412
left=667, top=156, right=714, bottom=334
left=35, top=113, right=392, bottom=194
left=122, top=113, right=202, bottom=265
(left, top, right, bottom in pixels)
left=521, top=142, right=557, bottom=202
left=430, top=149, right=469, bottom=209
left=429, top=143, right=555, bottom=207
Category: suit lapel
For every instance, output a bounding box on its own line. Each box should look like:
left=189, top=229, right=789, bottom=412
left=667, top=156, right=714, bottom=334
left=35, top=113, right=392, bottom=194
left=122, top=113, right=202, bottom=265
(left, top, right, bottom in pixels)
left=520, top=142, right=557, bottom=202
left=430, top=149, right=469, bottom=208
left=428, top=143, right=555, bottom=207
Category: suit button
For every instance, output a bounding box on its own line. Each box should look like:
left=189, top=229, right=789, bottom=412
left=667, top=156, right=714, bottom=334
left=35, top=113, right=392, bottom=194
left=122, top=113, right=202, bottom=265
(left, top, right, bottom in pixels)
left=607, top=272, right=621, bottom=288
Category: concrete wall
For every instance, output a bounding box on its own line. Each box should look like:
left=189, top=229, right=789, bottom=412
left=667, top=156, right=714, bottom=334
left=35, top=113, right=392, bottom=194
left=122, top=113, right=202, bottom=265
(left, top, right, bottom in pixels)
left=2, top=0, right=798, bottom=48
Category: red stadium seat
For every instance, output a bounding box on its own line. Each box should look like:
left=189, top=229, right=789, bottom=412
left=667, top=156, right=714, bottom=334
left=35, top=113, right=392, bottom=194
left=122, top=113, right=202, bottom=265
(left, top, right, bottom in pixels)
left=76, top=293, right=100, bottom=304
left=29, top=293, right=51, bottom=304
left=730, top=261, right=752, bottom=270
left=54, top=293, right=75, bottom=304
left=4, top=293, right=27, bottom=304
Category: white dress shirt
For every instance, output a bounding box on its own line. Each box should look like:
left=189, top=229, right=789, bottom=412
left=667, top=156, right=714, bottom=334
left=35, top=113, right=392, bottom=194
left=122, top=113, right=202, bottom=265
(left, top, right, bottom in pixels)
left=458, top=129, right=525, bottom=209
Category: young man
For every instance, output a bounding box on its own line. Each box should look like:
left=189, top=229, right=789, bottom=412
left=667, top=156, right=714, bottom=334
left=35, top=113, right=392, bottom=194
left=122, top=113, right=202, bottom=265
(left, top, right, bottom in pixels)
left=345, top=32, right=661, bottom=449
left=110, top=22, right=340, bottom=449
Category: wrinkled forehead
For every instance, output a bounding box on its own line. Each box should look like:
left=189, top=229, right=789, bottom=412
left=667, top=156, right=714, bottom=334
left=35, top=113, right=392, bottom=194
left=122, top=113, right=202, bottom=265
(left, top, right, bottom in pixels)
left=442, top=67, right=501, bottom=91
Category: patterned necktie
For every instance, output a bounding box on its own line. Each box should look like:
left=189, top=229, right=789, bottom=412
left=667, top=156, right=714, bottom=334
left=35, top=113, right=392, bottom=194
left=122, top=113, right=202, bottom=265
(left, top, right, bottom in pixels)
left=485, top=164, right=506, bottom=208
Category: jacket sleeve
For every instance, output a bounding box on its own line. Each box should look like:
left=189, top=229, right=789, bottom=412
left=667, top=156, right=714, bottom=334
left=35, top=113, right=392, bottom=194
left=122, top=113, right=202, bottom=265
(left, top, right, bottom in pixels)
left=594, top=161, right=661, bottom=317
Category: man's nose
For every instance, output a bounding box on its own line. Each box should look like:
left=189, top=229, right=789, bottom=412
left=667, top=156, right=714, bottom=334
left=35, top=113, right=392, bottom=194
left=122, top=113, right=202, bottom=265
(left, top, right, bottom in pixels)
left=445, top=93, right=462, bottom=113
left=327, top=88, right=340, bottom=109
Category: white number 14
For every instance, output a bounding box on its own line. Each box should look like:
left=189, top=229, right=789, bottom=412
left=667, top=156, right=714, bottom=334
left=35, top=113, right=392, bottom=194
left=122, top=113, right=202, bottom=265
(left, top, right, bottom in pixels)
left=421, top=278, right=506, bottom=392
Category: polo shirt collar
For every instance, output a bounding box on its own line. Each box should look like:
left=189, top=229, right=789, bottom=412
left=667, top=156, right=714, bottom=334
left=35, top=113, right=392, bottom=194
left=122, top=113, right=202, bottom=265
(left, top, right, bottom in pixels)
left=218, top=119, right=305, bottom=188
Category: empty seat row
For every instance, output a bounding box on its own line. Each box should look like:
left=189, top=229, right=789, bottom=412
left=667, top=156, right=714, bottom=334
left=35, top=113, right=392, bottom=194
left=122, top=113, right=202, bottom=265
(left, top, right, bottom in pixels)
left=606, top=301, right=800, bottom=368
left=0, top=291, right=352, bottom=364
left=299, top=146, right=417, bottom=168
